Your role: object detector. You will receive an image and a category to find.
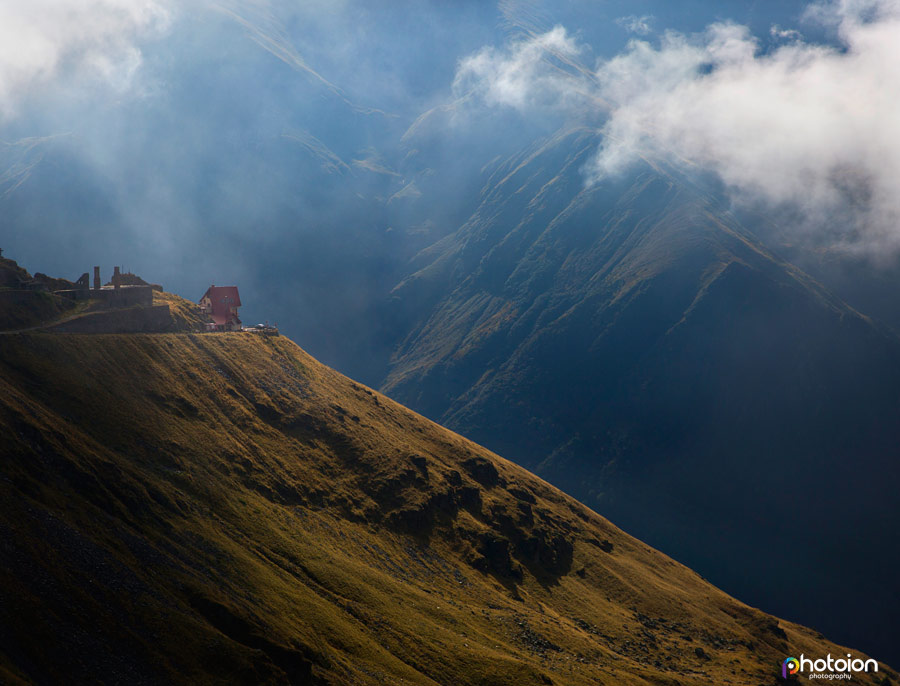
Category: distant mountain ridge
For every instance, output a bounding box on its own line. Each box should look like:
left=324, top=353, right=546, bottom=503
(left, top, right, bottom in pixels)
left=380, top=127, right=900, bottom=664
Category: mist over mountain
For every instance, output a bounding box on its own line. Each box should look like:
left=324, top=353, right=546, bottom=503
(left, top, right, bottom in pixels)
left=2, top=0, right=899, bottom=673
left=380, top=126, right=900, bottom=664
left=1, top=0, right=839, bottom=368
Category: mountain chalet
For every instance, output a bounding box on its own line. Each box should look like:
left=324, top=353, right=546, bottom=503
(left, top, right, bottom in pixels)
left=200, top=285, right=242, bottom=332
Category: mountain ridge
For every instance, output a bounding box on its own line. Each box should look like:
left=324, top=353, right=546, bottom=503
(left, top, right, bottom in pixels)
left=379, top=127, right=900, bottom=664
left=0, top=324, right=890, bottom=684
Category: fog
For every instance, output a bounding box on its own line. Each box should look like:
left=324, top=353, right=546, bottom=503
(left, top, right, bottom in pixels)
left=0, top=0, right=859, bottom=377
left=458, top=0, right=900, bottom=254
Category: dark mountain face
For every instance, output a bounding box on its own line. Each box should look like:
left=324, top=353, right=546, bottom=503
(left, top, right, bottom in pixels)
left=380, top=128, right=900, bottom=664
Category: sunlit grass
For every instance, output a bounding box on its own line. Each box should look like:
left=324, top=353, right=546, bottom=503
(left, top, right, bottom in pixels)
left=0, top=324, right=889, bottom=684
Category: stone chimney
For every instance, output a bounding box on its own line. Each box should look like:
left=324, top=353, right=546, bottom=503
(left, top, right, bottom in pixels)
left=93, top=266, right=101, bottom=291
left=113, top=266, right=121, bottom=290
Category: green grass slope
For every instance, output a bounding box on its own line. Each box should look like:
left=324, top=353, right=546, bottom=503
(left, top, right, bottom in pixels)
left=0, top=290, right=77, bottom=331
left=0, top=330, right=891, bottom=685
left=0, top=257, right=78, bottom=331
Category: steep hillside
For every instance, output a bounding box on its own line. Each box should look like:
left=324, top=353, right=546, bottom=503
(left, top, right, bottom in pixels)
left=382, top=127, right=900, bottom=663
left=0, top=330, right=889, bottom=685
left=0, top=268, right=207, bottom=334
left=0, top=257, right=77, bottom=331
left=0, top=290, right=77, bottom=332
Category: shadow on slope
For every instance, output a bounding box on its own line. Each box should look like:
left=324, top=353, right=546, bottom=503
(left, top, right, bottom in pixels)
left=381, top=129, right=900, bottom=665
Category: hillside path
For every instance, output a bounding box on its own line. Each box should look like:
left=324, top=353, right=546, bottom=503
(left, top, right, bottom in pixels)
left=0, top=310, right=94, bottom=335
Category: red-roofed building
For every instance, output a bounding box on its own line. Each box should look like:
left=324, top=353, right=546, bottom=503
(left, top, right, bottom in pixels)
left=199, top=285, right=242, bottom=331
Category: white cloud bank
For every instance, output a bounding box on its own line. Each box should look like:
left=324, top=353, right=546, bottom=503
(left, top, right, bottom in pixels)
left=453, top=25, right=593, bottom=110
left=0, top=0, right=171, bottom=118
left=456, top=0, right=900, bottom=253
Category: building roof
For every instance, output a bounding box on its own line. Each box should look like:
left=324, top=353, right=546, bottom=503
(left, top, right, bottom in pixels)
left=200, top=285, right=242, bottom=329
left=201, top=285, right=241, bottom=308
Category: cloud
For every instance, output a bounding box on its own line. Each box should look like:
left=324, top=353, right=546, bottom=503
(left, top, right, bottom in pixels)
left=616, top=15, right=654, bottom=36
left=591, top=0, right=900, bottom=252
left=0, top=0, right=171, bottom=118
left=769, top=24, right=803, bottom=41
left=453, top=25, right=591, bottom=110
left=455, top=0, right=900, bottom=253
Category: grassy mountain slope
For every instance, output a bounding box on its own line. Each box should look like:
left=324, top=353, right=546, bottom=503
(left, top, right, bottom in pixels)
left=381, top=128, right=900, bottom=663
left=0, top=257, right=78, bottom=331
left=0, top=262, right=206, bottom=334
left=0, top=330, right=888, bottom=685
